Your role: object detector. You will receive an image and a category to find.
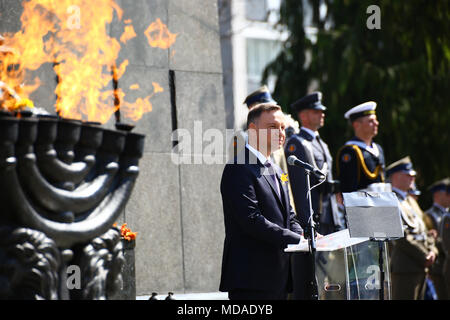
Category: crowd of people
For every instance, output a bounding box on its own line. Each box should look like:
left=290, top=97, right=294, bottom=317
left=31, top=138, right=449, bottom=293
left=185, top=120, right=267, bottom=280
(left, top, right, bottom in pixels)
left=219, top=85, right=450, bottom=300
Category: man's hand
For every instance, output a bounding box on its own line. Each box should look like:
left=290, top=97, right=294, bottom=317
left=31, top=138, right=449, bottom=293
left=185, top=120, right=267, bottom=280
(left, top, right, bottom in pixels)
left=425, top=251, right=436, bottom=267
left=428, top=229, right=438, bottom=239
left=336, top=192, right=343, bottom=205
left=298, top=235, right=308, bottom=244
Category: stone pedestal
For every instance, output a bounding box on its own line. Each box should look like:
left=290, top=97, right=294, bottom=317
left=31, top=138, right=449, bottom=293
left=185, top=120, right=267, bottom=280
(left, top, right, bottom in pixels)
left=118, top=239, right=136, bottom=300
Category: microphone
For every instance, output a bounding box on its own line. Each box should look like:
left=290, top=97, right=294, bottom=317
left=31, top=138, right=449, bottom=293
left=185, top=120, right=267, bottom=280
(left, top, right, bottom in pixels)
left=287, top=155, right=326, bottom=178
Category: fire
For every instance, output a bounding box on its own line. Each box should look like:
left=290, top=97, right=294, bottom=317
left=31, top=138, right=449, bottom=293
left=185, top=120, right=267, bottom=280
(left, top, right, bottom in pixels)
left=120, top=82, right=164, bottom=122
left=144, top=18, right=178, bottom=49
left=152, top=82, right=164, bottom=93
left=120, top=24, right=137, bottom=44
left=0, top=0, right=177, bottom=123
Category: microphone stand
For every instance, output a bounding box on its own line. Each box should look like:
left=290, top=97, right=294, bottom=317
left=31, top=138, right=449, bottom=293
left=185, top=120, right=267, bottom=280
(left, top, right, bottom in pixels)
left=369, top=237, right=386, bottom=300
left=304, top=169, right=319, bottom=300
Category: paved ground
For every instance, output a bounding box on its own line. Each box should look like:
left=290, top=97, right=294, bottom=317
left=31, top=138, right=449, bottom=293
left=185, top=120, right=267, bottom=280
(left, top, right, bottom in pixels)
left=137, top=292, right=228, bottom=300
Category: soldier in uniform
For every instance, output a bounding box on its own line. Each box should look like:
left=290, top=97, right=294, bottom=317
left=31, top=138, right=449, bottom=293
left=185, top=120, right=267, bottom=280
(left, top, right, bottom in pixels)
left=441, top=195, right=450, bottom=299
left=388, top=157, right=438, bottom=299
left=284, top=92, right=341, bottom=234
left=424, top=178, right=450, bottom=299
left=284, top=92, right=341, bottom=300
left=336, top=102, right=387, bottom=193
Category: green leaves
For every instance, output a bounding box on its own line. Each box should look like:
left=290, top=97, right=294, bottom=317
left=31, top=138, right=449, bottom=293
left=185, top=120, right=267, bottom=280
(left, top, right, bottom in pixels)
left=263, top=0, right=450, bottom=208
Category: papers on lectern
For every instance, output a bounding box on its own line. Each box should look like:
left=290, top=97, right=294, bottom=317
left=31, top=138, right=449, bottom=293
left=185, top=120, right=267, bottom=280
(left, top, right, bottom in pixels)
left=284, top=229, right=369, bottom=252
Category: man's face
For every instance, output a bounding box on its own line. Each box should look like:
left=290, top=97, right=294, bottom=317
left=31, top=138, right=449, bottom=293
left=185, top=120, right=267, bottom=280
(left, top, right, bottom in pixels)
left=300, top=109, right=325, bottom=131
left=435, top=190, right=450, bottom=208
left=445, top=191, right=450, bottom=208
left=249, top=109, right=286, bottom=155
left=354, top=114, right=379, bottom=138
left=392, top=171, right=416, bottom=192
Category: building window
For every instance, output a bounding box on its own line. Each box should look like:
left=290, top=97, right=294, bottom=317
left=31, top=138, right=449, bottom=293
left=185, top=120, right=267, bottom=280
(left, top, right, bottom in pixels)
left=246, top=38, right=282, bottom=93
left=246, top=0, right=268, bottom=21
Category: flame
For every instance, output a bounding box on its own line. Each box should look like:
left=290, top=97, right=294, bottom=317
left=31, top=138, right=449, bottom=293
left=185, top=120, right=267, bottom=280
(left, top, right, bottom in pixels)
left=152, top=82, right=164, bottom=93
left=120, top=24, right=137, bottom=44
left=144, top=18, right=177, bottom=49
left=0, top=0, right=177, bottom=123
left=120, top=82, right=164, bottom=121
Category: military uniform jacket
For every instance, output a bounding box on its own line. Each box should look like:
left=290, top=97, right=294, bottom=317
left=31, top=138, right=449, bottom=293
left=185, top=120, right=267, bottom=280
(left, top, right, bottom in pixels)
left=284, top=129, right=336, bottom=233
left=425, top=204, right=448, bottom=231
left=336, top=137, right=385, bottom=192
left=441, top=213, right=450, bottom=256
left=390, top=191, right=438, bottom=273
left=425, top=205, right=449, bottom=276
left=227, top=129, right=247, bottom=163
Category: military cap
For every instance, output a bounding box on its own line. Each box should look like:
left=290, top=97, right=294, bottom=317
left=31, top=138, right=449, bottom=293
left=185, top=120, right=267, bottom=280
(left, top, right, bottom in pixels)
left=344, top=101, right=377, bottom=122
left=428, top=177, right=450, bottom=194
left=243, top=85, right=276, bottom=109
left=291, top=92, right=326, bottom=113
left=386, top=156, right=417, bottom=177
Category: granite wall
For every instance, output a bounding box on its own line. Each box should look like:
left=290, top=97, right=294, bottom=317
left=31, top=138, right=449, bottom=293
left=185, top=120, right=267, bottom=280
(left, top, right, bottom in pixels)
left=0, top=0, right=226, bottom=295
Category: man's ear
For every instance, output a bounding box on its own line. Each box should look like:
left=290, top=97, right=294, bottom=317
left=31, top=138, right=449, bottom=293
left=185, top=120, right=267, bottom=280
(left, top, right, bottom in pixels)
left=298, top=110, right=307, bottom=124
left=247, top=122, right=258, bottom=145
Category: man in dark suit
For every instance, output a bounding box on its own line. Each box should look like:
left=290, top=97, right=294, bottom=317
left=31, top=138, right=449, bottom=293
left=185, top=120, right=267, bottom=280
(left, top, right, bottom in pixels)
left=219, top=103, right=304, bottom=300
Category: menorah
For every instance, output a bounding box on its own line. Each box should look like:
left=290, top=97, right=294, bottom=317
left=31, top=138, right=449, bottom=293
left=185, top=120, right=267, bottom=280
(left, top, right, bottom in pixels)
left=0, top=111, right=144, bottom=299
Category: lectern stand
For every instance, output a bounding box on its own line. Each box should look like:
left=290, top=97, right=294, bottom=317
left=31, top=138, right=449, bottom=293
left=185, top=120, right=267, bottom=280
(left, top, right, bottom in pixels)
left=286, top=229, right=373, bottom=299
left=286, top=191, right=404, bottom=300
left=343, top=191, right=404, bottom=300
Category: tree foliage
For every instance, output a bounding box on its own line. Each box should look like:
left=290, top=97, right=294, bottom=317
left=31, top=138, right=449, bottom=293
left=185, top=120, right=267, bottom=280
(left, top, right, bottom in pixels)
left=263, top=0, right=450, bottom=208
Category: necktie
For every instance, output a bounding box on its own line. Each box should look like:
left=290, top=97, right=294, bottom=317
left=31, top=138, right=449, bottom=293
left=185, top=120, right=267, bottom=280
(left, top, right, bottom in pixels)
left=316, top=135, right=327, bottom=159
left=265, top=161, right=280, bottom=197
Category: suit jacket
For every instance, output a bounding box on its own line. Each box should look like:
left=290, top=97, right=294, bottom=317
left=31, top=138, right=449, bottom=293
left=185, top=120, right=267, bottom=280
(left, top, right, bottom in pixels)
left=284, top=129, right=337, bottom=234
left=219, top=146, right=303, bottom=293
left=390, top=192, right=438, bottom=274
left=336, top=137, right=385, bottom=192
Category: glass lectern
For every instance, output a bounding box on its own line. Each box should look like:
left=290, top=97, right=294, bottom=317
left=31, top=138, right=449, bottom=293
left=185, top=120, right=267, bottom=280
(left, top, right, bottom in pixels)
left=286, top=229, right=391, bottom=300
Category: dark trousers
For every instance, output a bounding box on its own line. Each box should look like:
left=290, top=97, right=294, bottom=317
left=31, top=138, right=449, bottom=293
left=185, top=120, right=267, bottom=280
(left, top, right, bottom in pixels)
left=392, top=272, right=426, bottom=300
left=228, top=288, right=288, bottom=300
left=291, top=252, right=316, bottom=300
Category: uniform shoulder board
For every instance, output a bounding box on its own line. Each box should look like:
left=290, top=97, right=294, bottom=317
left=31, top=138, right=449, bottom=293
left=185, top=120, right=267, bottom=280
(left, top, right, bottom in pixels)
left=338, top=145, right=356, bottom=163
left=287, top=143, right=296, bottom=153
left=341, top=152, right=352, bottom=163
left=286, top=135, right=302, bottom=153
